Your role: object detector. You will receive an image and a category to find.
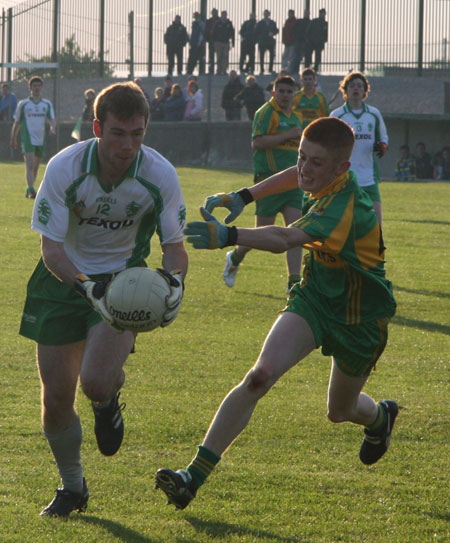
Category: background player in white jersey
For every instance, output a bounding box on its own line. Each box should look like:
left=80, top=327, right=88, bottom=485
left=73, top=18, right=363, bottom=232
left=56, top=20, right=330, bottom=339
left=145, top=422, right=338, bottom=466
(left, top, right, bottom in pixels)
left=19, top=82, right=188, bottom=518
left=10, top=76, right=56, bottom=199
left=330, top=71, right=388, bottom=223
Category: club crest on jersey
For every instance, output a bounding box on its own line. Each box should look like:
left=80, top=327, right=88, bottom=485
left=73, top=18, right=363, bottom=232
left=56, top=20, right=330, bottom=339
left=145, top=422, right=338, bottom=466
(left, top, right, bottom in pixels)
left=71, top=200, right=86, bottom=218
left=126, top=201, right=142, bottom=217
left=37, top=198, right=51, bottom=225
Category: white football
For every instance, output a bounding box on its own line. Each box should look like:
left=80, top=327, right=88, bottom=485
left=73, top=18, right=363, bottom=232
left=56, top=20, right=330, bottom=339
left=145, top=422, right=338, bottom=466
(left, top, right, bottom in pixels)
left=106, top=267, right=171, bottom=332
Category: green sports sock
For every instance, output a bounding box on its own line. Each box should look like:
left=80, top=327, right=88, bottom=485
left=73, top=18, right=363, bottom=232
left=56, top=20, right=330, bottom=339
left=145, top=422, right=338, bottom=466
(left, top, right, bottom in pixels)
left=365, top=403, right=387, bottom=434
left=230, top=250, right=243, bottom=267
left=187, top=445, right=221, bottom=489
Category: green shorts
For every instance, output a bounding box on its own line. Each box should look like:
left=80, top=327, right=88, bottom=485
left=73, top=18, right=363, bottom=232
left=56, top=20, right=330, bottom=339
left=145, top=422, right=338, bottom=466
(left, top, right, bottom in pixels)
left=361, top=183, right=381, bottom=203
left=21, top=140, right=45, bottom=157
left=254, top=173, right=304, bottom=217
left=284, top=283, right=390, bottom=377
left=19, top=259, right=104, bottom=345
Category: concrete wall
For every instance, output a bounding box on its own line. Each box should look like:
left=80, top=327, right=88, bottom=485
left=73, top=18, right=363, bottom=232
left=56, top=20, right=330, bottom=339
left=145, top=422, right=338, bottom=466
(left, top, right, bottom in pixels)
left=1, top=116, right=449, bottom=179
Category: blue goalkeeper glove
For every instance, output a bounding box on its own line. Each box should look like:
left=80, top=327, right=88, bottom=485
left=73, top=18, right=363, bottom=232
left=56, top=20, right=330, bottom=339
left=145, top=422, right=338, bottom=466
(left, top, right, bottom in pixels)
left=184, top=207, right=238, bottom=249
left=203, top=188, right=254, bottom=224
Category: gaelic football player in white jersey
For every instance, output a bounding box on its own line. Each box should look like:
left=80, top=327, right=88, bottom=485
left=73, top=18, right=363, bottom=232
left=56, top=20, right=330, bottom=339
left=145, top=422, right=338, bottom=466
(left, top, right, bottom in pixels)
left=330, top=71, right=388, bottom=223
left=19, top=82, right=188, bottom=518
left=10, top=76, right=56, bottom=199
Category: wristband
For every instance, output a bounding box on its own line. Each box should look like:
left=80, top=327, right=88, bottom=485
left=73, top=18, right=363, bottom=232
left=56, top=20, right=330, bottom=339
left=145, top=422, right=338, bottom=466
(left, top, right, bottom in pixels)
left=236, top=188, right=254, bottom=205
left=227, top=226, right=238, bottom=246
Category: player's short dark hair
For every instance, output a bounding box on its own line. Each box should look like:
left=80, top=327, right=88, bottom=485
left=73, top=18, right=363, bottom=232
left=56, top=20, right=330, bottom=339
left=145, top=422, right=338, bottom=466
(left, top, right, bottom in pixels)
left=301, top=68, right=316, bottom=79
left=94, top=82, right=149, bottom=126
left=273, top=75, right=296, bottom=89
left=339, top=71, right=370, bottom=100
left=303, top=117, right=355, bottom=161
left=28, top=76, right=43, bottom=88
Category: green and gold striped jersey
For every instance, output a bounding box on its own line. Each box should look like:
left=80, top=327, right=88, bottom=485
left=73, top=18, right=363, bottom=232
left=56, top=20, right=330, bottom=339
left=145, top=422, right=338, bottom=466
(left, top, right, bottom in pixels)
left=293, top=89, right=329, bottom=129
left=252, top=96, right=303, bottom=176
left=290, top=171, right=396, bottom=324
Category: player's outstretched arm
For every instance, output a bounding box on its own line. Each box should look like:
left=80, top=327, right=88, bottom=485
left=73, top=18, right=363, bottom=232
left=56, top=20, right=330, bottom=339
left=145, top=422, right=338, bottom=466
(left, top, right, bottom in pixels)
left=203, top=166, right=298, bottom=224
left=184, top=207, right=311, bottom=252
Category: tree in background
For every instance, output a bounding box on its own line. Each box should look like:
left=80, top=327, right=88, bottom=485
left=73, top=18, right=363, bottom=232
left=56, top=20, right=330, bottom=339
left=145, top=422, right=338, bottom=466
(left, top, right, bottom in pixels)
left=16, top=35, right=114, bottom=80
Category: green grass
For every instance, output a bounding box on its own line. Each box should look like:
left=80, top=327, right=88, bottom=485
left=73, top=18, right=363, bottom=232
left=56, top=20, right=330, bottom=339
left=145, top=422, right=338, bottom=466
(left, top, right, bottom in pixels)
left=0, top=161, right=449, bottom=543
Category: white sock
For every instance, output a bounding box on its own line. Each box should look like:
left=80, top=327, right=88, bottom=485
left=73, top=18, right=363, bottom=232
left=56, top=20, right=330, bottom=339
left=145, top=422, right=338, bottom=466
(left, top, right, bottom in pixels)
left=44, top=416, right=84, bottom=494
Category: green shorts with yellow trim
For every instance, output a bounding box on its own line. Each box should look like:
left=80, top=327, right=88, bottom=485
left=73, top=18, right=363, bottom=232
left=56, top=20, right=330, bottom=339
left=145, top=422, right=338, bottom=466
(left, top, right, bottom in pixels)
left=19, top=259, right=104, bottom=345
left=361, top=183, right=381, bottom=203
left=254, top=173, right=304, bottom=217
left=284, top=283, right=390, bottom=377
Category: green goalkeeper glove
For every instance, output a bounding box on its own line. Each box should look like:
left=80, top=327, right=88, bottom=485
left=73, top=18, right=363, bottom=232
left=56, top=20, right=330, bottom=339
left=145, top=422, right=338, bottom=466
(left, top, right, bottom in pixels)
left=74, top=274, right=123, bottom=333
left=184, top=207, right=238, bottom=249
left=203, top=188, right=254, bottom=224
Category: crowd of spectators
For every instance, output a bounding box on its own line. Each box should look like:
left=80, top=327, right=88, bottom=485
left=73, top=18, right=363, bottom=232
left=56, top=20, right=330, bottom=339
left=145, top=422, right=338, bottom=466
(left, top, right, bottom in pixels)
left=147, top=76, right=204, bottom=122
left=163, top=8, right=328, bottom=77
left=395, top=142, right=450, bottom=181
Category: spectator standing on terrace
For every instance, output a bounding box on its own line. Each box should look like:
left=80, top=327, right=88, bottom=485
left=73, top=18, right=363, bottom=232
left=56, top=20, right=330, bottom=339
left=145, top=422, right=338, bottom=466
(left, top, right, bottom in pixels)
left=305, top=8, right=328, bottom=72
left=255, top=10, right=279, bottom=75
left=164, top=15, right=189, bottom=76
left=206, top=8, right=219, bottom=74
left=281, top=10, right=297, bottom=71
left=186, top=12, right=206, bottom=75
left=212, top=10, right=235, bottom=76
left=239, top=13, right=257, bottom=74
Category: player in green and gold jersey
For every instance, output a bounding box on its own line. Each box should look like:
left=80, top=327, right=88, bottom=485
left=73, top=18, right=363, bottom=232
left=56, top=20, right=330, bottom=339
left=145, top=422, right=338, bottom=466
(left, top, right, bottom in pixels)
left=294, top=67, right=329, bottom=129
left=223, top=74, right=304, bottom=292
left=155, top=117, right=399, bottom=510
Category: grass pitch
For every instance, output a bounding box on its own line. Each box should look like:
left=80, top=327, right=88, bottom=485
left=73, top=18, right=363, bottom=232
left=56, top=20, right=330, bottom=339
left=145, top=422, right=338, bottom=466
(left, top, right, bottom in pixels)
left=0, top=161, right=449, bottom=543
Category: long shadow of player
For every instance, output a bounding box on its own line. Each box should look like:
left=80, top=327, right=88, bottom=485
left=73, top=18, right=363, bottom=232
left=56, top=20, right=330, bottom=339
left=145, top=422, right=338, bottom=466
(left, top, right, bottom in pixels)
left=185, top=515, right=299, bottom=542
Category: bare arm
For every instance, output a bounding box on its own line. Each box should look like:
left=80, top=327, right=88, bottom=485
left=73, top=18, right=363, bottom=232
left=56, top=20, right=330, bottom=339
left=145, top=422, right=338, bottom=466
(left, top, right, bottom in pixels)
left=41, top=236, right=80, bottom=286
left=249, top=166, right=299, bottom=200
left=10, top=121, right=20, bottom=148
left=49, top=118, right=56, bottom=135
left=161, top=241, right=188, bottom=280
left=236, top=224, right=314, bottom=253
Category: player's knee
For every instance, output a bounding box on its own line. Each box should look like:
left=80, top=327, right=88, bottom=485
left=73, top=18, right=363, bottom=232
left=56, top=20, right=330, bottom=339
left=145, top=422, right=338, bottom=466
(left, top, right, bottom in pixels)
left=327, top=405, right=350, bottom=424
left=246, top=366, right=273, bottom=393
left=80, top=376, right=111, bottom=403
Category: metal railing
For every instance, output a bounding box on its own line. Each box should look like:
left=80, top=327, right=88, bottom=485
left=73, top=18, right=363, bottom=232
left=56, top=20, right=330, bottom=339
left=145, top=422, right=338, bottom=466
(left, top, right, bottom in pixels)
left=1, top=0, right=449, bottom=81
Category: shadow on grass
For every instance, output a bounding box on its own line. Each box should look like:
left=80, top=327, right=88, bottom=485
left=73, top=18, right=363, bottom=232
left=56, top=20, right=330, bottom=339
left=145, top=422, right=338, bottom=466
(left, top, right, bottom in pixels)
left=79, top=515, right=157, bottom=543
left=391, top=315, right=450, bottom=335
left=395, top=285, right=450, bottom=300
left=185, top=516, right=298, bottom=542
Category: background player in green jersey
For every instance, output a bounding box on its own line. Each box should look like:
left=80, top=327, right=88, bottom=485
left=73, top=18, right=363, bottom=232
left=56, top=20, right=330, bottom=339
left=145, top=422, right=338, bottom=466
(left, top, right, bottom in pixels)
left=293, top=67, right=329, bottom=128
left=155, top=117, right=398, bottom=510
left=223, top=75, right=304, bottom=293
left=19, top=82, right=188, bottom=518
left=10, top=76, right=56, bottom=199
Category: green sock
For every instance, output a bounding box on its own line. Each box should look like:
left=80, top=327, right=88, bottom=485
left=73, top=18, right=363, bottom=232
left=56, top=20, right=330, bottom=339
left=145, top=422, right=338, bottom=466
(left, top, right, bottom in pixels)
left=230, top=250, right=243, bottom=267
left=288, top=274, right=301, bottom=289
left=366, top=403, right=387, bottom=434
left=187, top=445, right=221, bottom=489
